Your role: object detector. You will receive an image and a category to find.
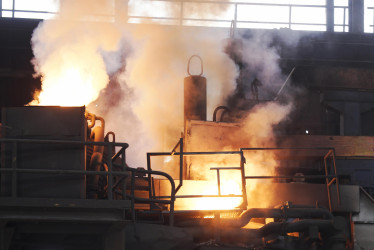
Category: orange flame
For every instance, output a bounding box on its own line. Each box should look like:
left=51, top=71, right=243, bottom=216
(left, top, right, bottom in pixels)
left=30, top=65, right=107, bottom=107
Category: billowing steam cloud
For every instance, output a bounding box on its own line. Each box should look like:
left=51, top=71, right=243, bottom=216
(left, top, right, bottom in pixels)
left=30, top=0, right=239, bottom=168
left=30, top=0, right=300, bottom=193
left=96, top=25, right=239, bottom=168
left=30, top=0, right=123, bottom=106
left=123, top=25, right=238, bottom=154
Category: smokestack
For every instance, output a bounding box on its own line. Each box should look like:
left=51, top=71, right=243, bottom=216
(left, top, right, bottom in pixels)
left=184, top=55, right=207, bottom=125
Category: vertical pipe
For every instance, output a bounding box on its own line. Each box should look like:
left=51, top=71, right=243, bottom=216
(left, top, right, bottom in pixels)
left=107, top=145, right=113, bottom=200
left=169, top=197, right=174, bottom=226
left=326, top=0, right=334, bottom=32
left=169, top=179, right=175, bottom=226
left=11, top=142, right=17, bottom=198
left=0, top=0, right=2, bottom=18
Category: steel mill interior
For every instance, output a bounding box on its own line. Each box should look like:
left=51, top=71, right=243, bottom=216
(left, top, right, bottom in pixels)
left=1, top=1, right=374, bottom=250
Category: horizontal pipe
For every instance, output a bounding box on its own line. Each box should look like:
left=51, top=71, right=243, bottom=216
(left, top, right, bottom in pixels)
left=155, top=194, right=243, bottom=199
left=0, top=138, right=129, bottom=147
left=147, top=151, right=241, bottom=156
left=220, top=207, right=333, bottom=228
left=241, top=147, right=334, bottom=151
left=210, top=167, right=241, bottom=170
left=245, top=175, right=337, bottom=179
left=0, top=168, right=129, bottom=176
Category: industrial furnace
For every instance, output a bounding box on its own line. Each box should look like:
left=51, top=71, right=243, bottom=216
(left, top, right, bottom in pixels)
left=0, top=61, right=373, bottom=250
left=0, top=103, right=371, bottom=250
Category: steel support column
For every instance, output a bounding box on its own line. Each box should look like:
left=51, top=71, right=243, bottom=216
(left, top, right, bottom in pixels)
left=326, top=0, right=334, bottom=32
left=349, top=0, right=364, bottom=33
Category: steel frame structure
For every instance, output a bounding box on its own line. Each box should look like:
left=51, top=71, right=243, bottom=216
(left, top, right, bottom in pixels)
left=147, top=138, right=341, bottom=214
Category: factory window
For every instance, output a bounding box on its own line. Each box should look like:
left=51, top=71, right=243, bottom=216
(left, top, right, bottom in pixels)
left=127, top=0, right=328, bottom=31
left=1, top=0, right=374, bottom=33
left=365, top=0, right=374, bottom=33
left=334, top=0, right=349, bottom=32
left=1, top=0, right=59, bottom=19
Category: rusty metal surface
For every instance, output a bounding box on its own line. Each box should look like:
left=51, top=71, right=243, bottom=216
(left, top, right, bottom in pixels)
left=184, top=76, right=207, bottom=124
left=1, top=106, right=87, bottom=199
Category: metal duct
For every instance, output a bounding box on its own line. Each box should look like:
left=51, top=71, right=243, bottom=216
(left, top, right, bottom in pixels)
left=184, top=55, right=207, bottom=124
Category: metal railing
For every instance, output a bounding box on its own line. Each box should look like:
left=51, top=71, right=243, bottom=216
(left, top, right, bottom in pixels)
left=128, top=0, right=327, bottom=31
left=147, top=138, right=341, bottom=213
left=240, top=147, right=340, bottom=212
left=147, top=138, right=247, bottom=209
left=0, top=137, right=177, bottom=225
left=0, top=138, right=128, bottom=200
left=5, top=1, right=374, bottom=33
left=334, top=5, right=349, bottom=32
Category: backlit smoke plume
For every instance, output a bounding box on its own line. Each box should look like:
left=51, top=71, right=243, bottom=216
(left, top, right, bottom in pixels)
left=30, top=0, right=123, bottom=106
left=92, top=24, right=239, bottom=169
left=29, top=0, right=300, bottom=211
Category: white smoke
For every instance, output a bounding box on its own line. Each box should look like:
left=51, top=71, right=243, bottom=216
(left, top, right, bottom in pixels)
left=30, top=0, right=302, bottom=173
left=30, top=0, right=123, bottom=106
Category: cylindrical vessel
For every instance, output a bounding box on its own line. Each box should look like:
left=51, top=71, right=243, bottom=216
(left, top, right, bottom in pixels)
left=184, top=75, right=207, bottom=124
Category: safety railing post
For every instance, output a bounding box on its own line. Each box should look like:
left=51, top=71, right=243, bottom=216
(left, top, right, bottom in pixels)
left=107, top=145, right=113, bottom=200
left=11, top=142, right=18, bottom=198
left=331, top=149, right=341, bottom=206
left=239, top=150, right=248, bottom=209
left=147, top=153, right=154, bottom=209
left=176, top=138, right=183, bottom=193
left=289, top=5, right=292, bottom=29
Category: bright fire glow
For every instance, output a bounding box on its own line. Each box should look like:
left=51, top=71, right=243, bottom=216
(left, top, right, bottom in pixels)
left=30, top=66, right=104, bottom=107
left=194, top=180, right=243, bottom=210
left=174, top=179, right=243, bottom=211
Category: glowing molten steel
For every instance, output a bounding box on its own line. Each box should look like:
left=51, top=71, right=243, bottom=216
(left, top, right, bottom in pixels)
left=194, top=180, right=243, bottom=211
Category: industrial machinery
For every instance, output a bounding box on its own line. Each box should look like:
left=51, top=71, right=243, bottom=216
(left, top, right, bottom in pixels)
left=0, top=60, right=373, bottom=250
left=1, top=23, right=374, bottom=250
